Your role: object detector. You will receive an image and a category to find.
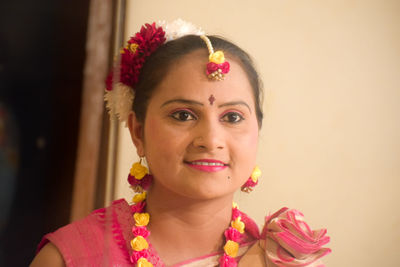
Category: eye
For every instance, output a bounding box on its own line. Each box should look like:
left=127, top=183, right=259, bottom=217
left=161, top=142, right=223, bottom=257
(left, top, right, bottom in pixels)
left=220, top=112, right=244, bottom=123
left=170, top=110, right=197, bottom=121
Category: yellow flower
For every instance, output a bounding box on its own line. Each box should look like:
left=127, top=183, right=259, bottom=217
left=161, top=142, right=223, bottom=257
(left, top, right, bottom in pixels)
left=251, top=166, right=261, bottom=183
left=134, top=212, right=150, bottom=227
left=132, top=191, right=147, bottom=203
left=232, top=202, right=239, bottom=209
left=224, top=240, right=239, bottom=257
left=209, top=51, right=225, bottom=64
left=129, top=43, right=139, bottom=53
left=137, top=257, right=153, bottom=267
left=231, top=217, right=245, bottom=234
left=130, top=162, right=148, bottom=180
left=130, top=236, right=149, bottom=251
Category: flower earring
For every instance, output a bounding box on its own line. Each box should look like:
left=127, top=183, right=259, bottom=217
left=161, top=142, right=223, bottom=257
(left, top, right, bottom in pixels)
left=128, top=157, right=153, bottom=197
left=241, top=166, right=261, bottom=193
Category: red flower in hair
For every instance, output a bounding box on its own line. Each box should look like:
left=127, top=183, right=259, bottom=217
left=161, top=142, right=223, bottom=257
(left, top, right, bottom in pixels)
left=106, top=23, right=166, bottom=91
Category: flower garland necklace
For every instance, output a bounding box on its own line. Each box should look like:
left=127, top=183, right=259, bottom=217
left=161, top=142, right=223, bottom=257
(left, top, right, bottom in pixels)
left=128, top=161, right=246, bottom=267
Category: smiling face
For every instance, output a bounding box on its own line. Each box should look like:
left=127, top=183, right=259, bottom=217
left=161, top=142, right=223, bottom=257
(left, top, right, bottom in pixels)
left=129, top=49, right=259, bottom=200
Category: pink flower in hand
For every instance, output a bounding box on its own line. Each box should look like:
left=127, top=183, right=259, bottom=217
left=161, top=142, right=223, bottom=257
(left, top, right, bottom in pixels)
left=262, top=208, right=331, bottom=267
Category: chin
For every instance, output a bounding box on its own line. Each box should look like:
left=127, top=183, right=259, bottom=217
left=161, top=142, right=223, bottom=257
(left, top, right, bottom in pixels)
left=179, top=183, right=237, bottom=201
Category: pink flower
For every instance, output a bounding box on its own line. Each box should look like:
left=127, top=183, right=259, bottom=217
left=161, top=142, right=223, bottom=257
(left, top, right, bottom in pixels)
left=231, top=207, right=241, bottom=220
left=132, top=226, right=150, bottom=238
left=219, top=254, right=237, bottom=267
left=262, top=208, right=331, bottom=267
left=130, top=250, right=149, bottom=264
left=241, top=177, right=258, bottom=189
left=127, top=174, right=138, bottom=186
left=206, top=62, right=230, bottom=75
left=130, top=201, right=146, bottom=213
left=140, top=174, right=153, bottom=190
left=224, top=227, right=241, bottom=242
left=128, top=174, right=153, bottom=190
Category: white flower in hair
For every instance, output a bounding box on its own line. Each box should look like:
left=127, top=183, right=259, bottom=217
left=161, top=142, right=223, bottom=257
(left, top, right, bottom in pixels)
left=158, top=19, right=204, bottom=42
left=104, top=83, right=134, bottom=126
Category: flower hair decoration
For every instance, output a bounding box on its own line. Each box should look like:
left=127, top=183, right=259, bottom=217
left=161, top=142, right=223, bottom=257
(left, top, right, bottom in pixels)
left=200, top=35, right=230, bottom=81
left=104, top=19, right=204, bottom=126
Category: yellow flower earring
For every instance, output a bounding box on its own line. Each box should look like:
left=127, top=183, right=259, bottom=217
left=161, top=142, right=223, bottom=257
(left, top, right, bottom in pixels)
left=127, top=157, right=153, bottom=198
left=241, top=166, right=261, bottom=193
left=128, top=158, right=153, bottom=266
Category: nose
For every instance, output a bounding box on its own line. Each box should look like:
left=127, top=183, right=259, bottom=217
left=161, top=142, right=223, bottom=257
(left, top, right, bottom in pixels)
left=192, top=117, right=225, bottom=151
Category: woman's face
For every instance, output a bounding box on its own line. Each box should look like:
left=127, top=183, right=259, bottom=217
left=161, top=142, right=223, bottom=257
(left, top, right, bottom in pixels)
left=130, top=50, right=259, bottom=200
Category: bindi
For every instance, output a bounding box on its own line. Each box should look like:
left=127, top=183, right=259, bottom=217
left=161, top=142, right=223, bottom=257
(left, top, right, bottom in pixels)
left=208, top=94, right=216, bottom=105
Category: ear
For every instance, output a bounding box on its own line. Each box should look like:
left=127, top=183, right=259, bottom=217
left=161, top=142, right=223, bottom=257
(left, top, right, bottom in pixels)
left=127, top=111, right=145, bottom=157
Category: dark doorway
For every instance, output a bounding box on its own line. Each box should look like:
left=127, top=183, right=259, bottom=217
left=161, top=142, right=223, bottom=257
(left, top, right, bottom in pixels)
left=0, top=1, right=90, bottom=265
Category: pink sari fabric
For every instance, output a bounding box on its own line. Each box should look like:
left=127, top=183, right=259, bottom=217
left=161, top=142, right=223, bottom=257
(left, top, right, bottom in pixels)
left=261, top=208, right=331, bottom=267
left=37, top=200, right=330, bottom=267
left=37, top=199, right=134, bottom=266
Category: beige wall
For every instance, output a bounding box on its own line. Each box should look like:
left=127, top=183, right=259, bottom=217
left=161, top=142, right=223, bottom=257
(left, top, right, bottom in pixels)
left=113, top=1, right=400, bottom=266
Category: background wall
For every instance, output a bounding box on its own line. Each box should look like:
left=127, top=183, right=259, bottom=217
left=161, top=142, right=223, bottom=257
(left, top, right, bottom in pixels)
left=113, top=1, right=400, bottom=266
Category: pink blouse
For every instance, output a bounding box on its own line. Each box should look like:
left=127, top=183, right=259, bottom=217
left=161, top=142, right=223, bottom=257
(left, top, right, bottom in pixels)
left=37, top=199, right=330, bottom=266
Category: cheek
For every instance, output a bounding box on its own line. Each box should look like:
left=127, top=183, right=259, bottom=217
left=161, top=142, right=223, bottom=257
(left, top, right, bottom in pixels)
left=247, top=126, right=259, bottom=147
left=234, top=122, right=259, bottom=177
left=144, top=117, right=168, bottom=153
left=143, top=116, right=183, bottom=163
left=237, top=121, right=259, bottom=152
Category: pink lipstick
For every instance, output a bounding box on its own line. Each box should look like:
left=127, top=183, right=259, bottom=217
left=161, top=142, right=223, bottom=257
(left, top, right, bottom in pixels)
left=186, top=159, right=228, bottom=172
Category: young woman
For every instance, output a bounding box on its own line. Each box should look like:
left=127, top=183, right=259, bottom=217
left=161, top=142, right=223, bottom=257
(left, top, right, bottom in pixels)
left=31, top=19, right=330, bottom=267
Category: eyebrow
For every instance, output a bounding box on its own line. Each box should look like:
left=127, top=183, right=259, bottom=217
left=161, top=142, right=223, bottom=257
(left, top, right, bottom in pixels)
left=218, top=101, right=252, bottom=113
left=160, top=99, right=204, bottom=108
left=161, top=98, right=252, bottom=113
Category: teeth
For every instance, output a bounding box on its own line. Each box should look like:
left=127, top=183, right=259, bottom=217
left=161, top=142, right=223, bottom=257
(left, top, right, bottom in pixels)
left=191, top=162, right=225, bottom=166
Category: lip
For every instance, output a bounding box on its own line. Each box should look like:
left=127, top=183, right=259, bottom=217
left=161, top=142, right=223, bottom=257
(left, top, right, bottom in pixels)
left=185, top=159, right=228, bottom=173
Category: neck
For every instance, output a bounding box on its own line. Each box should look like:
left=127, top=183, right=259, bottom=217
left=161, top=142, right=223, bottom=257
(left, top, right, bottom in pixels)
left=145, top=182, right=234, bottom=265
left=147, top=187, right=234, bottom=225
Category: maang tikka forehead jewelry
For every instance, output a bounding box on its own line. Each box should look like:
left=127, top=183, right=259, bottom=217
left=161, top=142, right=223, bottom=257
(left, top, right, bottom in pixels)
left=200, top=35, right=230, bottom=81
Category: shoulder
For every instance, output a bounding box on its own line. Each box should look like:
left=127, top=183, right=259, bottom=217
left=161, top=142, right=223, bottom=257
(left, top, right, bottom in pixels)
left=30, top=243, right=65, bottom=267
left=240, top=208, right=331, bottom=267
left=33, top=199, right=133, bottom=266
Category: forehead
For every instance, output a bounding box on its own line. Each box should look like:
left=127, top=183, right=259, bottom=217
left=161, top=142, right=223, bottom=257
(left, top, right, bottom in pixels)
left=150, top=49, right=254, bottom=104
